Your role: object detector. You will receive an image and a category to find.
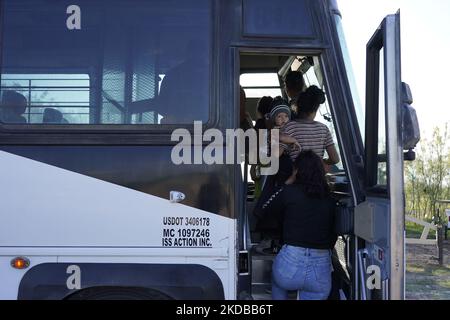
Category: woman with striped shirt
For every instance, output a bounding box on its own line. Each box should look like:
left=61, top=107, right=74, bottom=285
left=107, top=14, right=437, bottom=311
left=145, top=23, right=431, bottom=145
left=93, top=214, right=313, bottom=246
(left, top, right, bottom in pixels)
left=280, top=85, right=340, bottom=167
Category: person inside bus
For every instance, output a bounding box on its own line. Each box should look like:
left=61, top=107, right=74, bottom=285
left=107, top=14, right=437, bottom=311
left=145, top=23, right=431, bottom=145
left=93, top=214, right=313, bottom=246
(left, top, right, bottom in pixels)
left=261, top=150, right=337, bottom=300
left=270, top=103, right=300, bottom=152
left=254, top=96, right=273, bottom=131
left=256, top=96, right=298, bottom=195
left=251, top=96, right=273, bottom=200
left=252, top=96, right=292, bottom=183
left=239, top=86, right=253, bottom=131
left=253, top=97, right=299, bottom=254
left=158, top=40, right=209, bottom=124
left=0, top=90, right=27, bottom=123
left=250, top=96, right=299, bottom=198
left=284, top=70, right=305, bottom=116
left=280, top=85, right=340, bottom=168
left=43, top=108, right=69, bottom=124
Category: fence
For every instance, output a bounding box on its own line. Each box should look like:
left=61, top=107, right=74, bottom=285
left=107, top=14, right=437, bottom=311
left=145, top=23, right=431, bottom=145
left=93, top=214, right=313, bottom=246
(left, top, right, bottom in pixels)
left=405, top=215, right=437, bottom=245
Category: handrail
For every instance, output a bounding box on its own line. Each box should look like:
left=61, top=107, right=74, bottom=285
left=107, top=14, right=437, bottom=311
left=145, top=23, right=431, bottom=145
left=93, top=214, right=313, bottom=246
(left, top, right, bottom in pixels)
left=357, top=249, right=369, bottom=300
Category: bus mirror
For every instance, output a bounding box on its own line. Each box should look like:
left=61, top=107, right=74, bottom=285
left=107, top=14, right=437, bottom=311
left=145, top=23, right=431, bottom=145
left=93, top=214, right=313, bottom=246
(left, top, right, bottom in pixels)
left=402, top=82, right=420, bottom=150
left=402, top=82, right=413, bottom=104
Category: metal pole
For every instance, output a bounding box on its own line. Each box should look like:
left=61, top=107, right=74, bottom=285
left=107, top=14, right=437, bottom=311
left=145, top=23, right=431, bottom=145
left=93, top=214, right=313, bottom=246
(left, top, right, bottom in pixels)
left=358, top=249, right=367, bottom=300
left=384, top=15, right=405, bottom=300
left=28, top=79, right=32, bottom=122
left=437, top=225, right=444, bottom=266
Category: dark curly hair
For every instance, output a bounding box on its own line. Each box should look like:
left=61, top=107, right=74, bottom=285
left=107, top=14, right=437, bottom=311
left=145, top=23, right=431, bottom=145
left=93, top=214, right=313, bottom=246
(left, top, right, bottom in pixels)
left=270, top=96, right=289, bottom=109
left=284, top=71, right=305, bottom=93
left=296, top=85, right=326, bottom=117
left=256, top=96, right=274, bottom=116
left=293, top=150, right=329, bottom=198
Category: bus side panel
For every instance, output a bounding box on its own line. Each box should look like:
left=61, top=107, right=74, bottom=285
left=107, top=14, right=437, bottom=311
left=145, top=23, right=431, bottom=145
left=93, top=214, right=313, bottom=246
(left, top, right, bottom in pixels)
left=0, top=150, right=237, bottom=299
left=0, top=150, right=233, bottom=247
left=0, top=146, right=234, bottom=219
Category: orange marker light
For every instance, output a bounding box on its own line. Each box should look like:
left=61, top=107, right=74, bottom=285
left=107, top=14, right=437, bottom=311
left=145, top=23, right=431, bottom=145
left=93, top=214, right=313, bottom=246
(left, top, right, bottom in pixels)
left=11, top=257, right=30, bottom=270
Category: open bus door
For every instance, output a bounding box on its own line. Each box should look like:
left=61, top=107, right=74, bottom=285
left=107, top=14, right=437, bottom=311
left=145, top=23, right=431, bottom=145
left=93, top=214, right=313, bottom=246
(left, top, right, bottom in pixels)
left=355, top=12, right=418, bottom=300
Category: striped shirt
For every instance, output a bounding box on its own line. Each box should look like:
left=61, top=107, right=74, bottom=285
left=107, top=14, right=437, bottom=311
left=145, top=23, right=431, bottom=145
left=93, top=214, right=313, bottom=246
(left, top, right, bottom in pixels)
left=281, top=119, right=334, bottom=161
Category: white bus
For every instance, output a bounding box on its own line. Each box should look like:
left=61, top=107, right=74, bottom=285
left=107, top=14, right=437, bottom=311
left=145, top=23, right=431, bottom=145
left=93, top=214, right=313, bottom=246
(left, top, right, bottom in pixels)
left=0, top=0, right=419, bottom=300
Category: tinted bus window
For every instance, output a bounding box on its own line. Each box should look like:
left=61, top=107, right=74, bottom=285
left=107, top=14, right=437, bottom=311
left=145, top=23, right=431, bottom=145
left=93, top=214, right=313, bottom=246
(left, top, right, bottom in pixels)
left=0, top=0, right=212, bottom=125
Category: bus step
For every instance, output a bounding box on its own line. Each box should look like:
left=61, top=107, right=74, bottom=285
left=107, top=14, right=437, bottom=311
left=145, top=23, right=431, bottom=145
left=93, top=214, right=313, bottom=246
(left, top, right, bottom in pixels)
left=251, top=284, right=272, bottom=300
left=251, top=252, right=275, bottom=286
left=251, top=283, right=298, bottom=300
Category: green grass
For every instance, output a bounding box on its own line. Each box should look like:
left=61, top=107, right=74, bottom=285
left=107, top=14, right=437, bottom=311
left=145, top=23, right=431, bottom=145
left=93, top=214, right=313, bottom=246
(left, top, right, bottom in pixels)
left=407, top=264, right=450, bottom=277
left=407, top=265, right=425, bottom=273
left=406, top=221, right=437, bottom=239
left=432, top=267, right=450, bottom=276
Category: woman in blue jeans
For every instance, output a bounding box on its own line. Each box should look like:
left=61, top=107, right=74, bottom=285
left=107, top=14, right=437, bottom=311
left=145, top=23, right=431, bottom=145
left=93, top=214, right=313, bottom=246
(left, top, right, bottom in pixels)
left=261, top=150, right=337, bottom=300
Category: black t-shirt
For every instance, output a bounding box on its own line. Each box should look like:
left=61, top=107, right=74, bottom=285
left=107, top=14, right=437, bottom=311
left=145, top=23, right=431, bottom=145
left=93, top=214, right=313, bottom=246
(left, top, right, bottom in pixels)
left=262, top=184, right=337, bottom=250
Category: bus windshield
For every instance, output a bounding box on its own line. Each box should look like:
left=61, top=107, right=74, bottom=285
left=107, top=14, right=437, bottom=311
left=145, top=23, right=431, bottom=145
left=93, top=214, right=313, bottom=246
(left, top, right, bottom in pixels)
left=333, top=14, right=365, bottom=142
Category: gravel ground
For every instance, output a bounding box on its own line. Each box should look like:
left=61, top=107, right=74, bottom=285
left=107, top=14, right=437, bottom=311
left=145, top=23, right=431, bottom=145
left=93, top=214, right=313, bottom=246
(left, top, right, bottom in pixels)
left=406, top=240, right=450, bottom=300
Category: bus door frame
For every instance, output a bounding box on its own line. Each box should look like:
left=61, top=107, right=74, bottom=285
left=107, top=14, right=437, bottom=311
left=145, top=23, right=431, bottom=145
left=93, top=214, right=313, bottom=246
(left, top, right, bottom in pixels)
left=357, top=12, right=404, bottom=300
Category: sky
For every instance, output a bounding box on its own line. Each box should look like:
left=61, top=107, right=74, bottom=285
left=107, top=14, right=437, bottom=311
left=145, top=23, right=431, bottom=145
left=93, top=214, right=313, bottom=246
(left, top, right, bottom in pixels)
left=338, top=0, right=450, bottom=139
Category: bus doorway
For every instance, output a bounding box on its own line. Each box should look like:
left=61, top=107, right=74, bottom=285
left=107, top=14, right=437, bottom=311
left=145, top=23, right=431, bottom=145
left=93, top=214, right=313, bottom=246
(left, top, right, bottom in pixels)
left=238, top=52, right=354, bottom=300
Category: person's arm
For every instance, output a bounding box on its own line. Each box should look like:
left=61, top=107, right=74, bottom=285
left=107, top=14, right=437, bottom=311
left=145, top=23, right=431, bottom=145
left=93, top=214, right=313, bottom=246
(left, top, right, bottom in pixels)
left=272, top=144, right=287, bottom=158
left=280, top=134, right=301, bottom=151
left=324, top=144, right=340, bottom=165
left=280, top=133, right=296, bottom=144
left=270, top=133, right=290, bottom=158
left=323, top=128, right=340, bottom=165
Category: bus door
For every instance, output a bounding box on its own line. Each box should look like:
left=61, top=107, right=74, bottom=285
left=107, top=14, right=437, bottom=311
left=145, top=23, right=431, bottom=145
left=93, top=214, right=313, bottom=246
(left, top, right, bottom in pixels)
left=355, top=12, right=418, bottom=300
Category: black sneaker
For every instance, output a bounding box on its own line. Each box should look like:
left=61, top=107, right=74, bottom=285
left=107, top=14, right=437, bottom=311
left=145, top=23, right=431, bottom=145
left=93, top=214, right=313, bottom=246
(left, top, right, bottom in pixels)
left=254, top=239, right=272, bottom=254
left=261, top=247, right=276, bottom=255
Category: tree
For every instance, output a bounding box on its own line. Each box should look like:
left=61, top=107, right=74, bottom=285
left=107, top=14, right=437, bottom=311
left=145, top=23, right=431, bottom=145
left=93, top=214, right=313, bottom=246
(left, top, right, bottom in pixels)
left=405, top=123, right=450, bottom=220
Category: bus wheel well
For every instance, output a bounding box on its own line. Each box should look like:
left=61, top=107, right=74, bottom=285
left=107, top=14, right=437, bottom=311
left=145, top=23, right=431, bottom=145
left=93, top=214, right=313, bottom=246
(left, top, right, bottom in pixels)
left=65, top=286, right=174, bottom=300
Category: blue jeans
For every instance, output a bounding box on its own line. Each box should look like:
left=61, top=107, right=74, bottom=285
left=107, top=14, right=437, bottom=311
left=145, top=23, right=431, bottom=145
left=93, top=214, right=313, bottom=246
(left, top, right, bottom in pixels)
left=272, top=244, right=332, bottom=300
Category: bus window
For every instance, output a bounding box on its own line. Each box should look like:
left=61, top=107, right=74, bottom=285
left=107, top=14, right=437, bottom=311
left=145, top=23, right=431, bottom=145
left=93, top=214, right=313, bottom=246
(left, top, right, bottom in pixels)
left=1, top=74, right=90, bottom=124
left=0, top=0, right=212, bottom=125
left=240, top=72, right=283, bottom=123
left=377, top=49, right=387, bottom=186
left=240, top=73, right=282, bottom=99
left=334, top=14, right=365, bottom=142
